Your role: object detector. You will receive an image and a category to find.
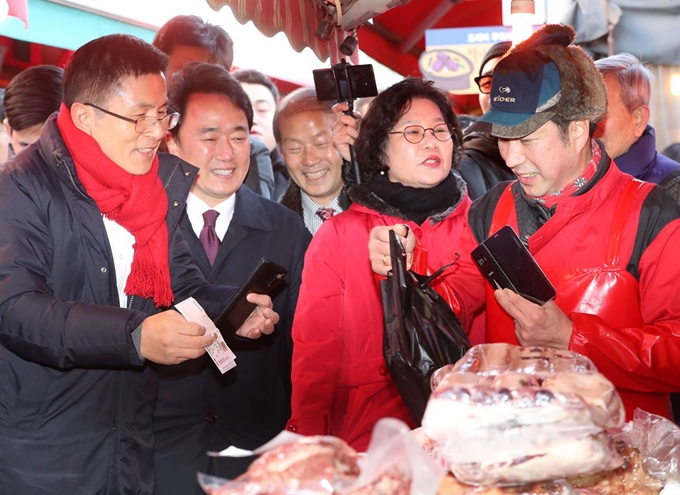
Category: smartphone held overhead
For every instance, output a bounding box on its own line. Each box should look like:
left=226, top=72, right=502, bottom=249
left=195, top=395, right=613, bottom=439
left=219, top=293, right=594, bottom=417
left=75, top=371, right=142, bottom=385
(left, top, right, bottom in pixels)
left=312, top=60, right=378, bottom=103
left=471, top=226, right=556, bottom=305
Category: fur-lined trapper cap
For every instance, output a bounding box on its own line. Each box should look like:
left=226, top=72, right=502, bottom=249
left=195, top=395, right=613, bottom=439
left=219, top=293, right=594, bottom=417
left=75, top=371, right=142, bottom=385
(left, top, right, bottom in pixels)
left=468, top=24, right=607, bottom=139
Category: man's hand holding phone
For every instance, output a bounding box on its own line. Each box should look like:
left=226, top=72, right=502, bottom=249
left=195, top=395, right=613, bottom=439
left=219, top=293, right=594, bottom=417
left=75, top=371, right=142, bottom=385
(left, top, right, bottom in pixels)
left=494, top=288, right=573, bottom=349
left=235, top=293, right=279, bottom=339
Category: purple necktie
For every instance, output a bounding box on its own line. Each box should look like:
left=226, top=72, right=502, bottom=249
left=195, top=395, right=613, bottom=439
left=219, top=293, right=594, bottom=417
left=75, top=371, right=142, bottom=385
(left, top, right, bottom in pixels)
left=200, top=209, right=220, bottom=266
left=316, top=207, right=335, bottom=222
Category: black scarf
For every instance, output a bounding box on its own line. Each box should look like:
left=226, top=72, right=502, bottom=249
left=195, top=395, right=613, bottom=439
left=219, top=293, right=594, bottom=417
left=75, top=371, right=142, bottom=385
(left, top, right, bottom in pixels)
left=367, top=172, right=461, bottom=225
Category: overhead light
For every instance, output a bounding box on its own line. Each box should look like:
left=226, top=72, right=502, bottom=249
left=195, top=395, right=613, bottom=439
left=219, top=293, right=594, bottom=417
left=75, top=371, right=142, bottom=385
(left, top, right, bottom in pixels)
left=671, top=74, right=680, bottom=96
left=510, top=0, right=535, bottom=46
left=315, top=18, right=335, bottom=41
left=339, top=35, right=359, bottom=57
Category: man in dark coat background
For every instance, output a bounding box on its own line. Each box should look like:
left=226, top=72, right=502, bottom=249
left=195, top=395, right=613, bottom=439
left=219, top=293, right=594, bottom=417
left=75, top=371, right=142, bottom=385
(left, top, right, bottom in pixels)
left=456, top=41, right=516, bottom=200
left=594, top=53, right=680, bottom=184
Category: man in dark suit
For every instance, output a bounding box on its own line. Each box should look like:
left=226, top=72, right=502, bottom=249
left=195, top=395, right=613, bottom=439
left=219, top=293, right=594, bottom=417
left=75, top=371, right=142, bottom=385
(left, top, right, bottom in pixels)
left=152, top=62, right=311, bottom=494
left=152, top=14, right=276, bottom=199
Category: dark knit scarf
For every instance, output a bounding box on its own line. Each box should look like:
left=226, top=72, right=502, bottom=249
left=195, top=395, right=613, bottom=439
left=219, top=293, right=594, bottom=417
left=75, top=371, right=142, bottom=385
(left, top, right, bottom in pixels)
left=367, top=172, right=461, bottom=225
left=56, top=103, right=173, bottom=308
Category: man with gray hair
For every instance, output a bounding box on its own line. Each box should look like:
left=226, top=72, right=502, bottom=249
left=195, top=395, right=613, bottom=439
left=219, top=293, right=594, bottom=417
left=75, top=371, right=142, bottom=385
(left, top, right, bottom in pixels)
left=594, top=53, right=680, bottom=183
left=274, top=87, right=349, bottom=235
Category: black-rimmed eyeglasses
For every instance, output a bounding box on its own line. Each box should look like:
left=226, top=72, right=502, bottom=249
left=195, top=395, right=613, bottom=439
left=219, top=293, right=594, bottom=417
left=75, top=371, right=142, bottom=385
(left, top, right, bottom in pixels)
left=85, top=103, right=180, bottom=134
left=388, top=123, right=455, bottom=144
left=474, top=75, right=493, bottom=94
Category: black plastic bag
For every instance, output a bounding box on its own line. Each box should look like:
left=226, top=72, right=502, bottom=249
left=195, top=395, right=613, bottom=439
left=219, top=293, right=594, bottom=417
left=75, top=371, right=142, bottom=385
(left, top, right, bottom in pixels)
left=381, top=229, right=471, bottom=425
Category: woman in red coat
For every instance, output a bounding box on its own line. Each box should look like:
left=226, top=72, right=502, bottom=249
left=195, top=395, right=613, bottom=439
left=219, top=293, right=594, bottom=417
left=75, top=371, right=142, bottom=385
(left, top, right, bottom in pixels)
left=285, top=78, right=471, bottom=451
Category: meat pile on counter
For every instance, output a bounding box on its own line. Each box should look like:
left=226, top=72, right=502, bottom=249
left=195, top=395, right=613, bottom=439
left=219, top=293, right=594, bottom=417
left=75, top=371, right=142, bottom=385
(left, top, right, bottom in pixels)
left=437, top=440, right=662, bottom=494
left=422, top=344, right=628, bottom=487
left=203, top=435, right=412, bottom=495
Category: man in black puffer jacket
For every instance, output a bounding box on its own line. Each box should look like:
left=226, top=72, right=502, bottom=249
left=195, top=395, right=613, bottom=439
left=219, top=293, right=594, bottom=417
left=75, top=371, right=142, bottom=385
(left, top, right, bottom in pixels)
left=0, top=34, right=278, bottom=495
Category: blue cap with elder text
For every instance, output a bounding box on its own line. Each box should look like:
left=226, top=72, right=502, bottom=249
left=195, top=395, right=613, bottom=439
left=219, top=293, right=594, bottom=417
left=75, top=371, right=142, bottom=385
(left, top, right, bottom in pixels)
left=469, top=50, right=562, bottom=138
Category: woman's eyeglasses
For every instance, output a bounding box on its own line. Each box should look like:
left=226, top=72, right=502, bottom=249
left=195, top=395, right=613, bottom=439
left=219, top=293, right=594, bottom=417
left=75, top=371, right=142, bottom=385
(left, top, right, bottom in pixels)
left=388, top=123, right=455, bottom=144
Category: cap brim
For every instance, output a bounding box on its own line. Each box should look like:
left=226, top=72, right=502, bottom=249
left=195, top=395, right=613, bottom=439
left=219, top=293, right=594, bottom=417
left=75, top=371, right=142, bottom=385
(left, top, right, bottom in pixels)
left=467, top=110, right=555, bottom=139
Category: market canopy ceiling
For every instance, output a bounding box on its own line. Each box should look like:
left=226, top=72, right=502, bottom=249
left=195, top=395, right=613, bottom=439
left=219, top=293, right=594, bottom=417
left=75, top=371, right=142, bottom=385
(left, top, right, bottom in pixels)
left=207, top=0, right=680, bottom=76
left=207, top=0, right=504, bottom=77
left=1, top=0, right=677, bottom=79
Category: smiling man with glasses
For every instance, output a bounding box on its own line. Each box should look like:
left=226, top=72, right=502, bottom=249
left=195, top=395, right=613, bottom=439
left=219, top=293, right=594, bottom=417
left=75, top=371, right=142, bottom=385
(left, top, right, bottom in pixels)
left=84, top=102, right=180, bottom=134
left=0, top=34, right=280, bottom=495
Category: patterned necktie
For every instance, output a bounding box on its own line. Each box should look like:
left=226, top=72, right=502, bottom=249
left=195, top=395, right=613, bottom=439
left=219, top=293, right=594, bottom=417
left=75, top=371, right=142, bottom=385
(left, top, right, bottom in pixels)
left=199, top=209, right=220, bottom=266
left=316, top=207, right=335, bottom=222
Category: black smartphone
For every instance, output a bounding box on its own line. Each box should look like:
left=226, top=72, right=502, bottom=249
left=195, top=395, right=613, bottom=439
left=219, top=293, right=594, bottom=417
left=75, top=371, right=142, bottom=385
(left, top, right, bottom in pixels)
left=313, top=62, right=378, bottom=102
left=471, top=226, right=556, bottom=305
left=213, top=258, right=289, bottom=337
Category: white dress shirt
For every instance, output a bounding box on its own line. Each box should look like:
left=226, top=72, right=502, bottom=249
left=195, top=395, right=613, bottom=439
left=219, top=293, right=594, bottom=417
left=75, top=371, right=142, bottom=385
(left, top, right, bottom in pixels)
left=185, top=191, right=236, bottom=242
left=101, top=193, right=236, bottom=308
left=102, top=216, right=135, bottom=308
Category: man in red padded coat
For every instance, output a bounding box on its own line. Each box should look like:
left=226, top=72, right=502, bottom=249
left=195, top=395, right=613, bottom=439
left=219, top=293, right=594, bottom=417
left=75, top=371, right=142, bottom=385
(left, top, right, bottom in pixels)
left=371, top=24, right=680, bottom=421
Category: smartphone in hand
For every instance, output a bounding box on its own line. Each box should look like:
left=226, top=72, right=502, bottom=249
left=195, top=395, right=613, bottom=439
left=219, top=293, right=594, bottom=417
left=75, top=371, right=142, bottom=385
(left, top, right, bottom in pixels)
left=471, top=226, right=556, bottom=305
left=213, top=258, right=288, bottom=337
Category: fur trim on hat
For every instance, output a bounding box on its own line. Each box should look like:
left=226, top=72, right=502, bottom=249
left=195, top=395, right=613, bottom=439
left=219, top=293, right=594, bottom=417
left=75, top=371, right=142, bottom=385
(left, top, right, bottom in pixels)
left=509, top=24, right=607, bottom=124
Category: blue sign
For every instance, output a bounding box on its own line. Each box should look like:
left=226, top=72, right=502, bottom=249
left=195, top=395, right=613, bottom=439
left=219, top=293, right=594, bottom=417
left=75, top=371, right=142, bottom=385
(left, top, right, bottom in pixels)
left=426, top=26, right=512, bottom=47
left=420, top=26, right=513, bottom=95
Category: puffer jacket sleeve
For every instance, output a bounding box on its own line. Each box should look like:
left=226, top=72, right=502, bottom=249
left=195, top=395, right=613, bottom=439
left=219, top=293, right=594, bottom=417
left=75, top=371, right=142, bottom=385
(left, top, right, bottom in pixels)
left=0, top=165, right=147, bottom=370
left=438, top=223, right=487, bottom=331
left=286, top=222, right=345, bottom=435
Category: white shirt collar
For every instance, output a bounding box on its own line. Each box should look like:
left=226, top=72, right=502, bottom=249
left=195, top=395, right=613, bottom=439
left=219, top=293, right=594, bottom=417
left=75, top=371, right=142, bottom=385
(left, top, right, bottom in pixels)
left=185, top=191, right=236, bottom=241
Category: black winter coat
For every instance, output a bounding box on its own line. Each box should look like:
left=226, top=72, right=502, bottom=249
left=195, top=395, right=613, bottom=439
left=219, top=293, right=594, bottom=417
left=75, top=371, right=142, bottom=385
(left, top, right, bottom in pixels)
left=0, top=115, right=232, bottom=495
left=456, top=131, right=515, bottom=200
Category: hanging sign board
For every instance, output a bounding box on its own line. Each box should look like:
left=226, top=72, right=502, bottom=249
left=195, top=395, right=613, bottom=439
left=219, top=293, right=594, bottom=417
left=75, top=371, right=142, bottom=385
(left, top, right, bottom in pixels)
left=419, top=26, right=512, bottom=95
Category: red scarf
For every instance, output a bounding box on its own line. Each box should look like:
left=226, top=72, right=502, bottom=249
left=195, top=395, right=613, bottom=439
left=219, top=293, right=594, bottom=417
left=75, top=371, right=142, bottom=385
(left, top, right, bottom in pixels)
left=529, top=139, right=602, bottom=209
left=56, top=103, right=173, bottom=308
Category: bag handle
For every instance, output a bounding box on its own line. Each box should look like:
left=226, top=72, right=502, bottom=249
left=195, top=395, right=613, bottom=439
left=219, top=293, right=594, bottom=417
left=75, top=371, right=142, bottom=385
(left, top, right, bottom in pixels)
left=420, top=253, right=460, bottom=287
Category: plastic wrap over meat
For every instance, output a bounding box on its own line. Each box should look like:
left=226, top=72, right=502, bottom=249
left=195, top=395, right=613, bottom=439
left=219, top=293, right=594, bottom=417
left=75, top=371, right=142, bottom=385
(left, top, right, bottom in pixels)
left=446, top=345, right=597, bottom=375
left=422, top=344, right=626, bottom=486
left=199, top=418, right=444, bottom=495
left=200, top=436, right=361, bottom=494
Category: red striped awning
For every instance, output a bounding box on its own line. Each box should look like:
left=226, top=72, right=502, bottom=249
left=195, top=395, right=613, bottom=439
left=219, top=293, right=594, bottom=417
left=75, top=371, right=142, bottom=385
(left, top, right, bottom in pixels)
left=206, top=0, right=505, bottom=77
left=206, top=0, right=409, bottom=64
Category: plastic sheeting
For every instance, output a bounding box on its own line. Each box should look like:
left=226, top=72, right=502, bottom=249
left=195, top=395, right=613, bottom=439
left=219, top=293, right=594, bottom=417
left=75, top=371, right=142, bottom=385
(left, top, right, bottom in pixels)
left=561, top=0, right=680, bottom=64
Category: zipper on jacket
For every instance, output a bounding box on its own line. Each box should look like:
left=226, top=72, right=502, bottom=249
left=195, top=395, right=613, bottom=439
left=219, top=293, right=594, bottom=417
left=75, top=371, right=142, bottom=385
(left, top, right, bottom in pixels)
left=58, top=158, right=90, bottom=200
left=163, top=160, right=181, bottom=190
